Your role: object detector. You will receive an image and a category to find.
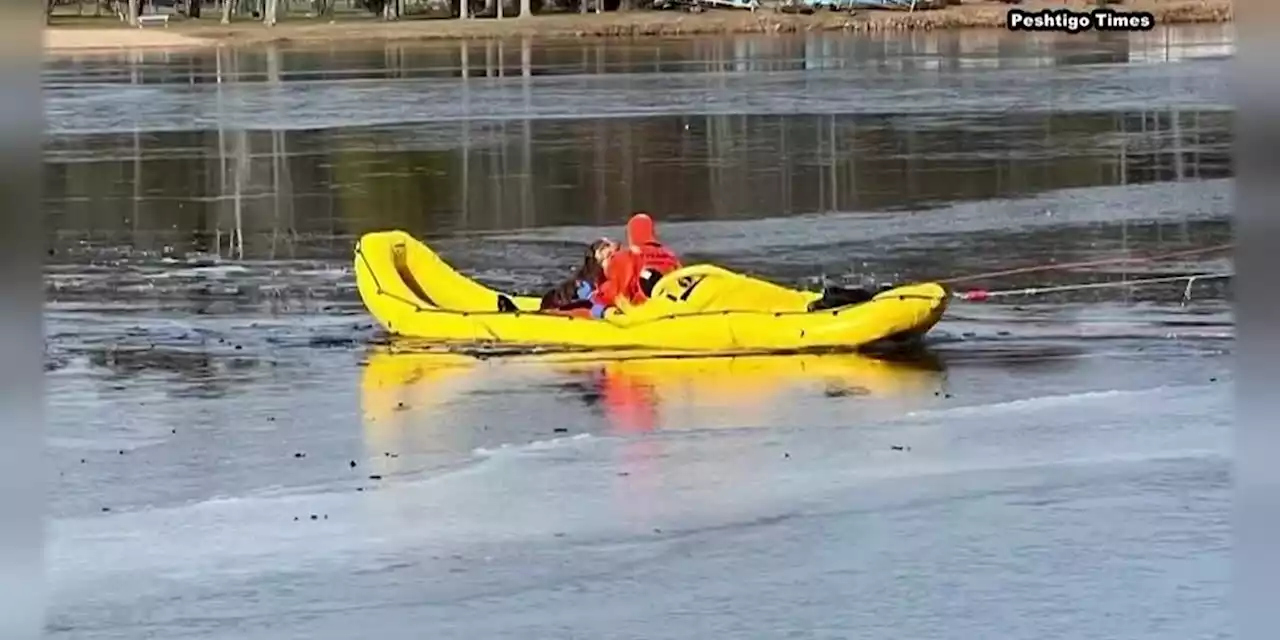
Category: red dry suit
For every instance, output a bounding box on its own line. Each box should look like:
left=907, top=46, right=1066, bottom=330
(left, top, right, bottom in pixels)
left=591, top=213, right=682, bottom=309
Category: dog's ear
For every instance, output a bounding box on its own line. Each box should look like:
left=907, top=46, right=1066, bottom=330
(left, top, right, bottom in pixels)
left=576, top=248, right=604, bottom=282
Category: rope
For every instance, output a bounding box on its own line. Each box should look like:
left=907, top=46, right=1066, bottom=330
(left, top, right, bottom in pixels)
left=955, top=272, right=1233, bottom=303
left=938, top=243, right=1233, bottom=285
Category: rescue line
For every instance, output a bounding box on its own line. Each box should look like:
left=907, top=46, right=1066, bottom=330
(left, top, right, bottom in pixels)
left=939, top=243, right=1232, bottom=285
left=954, top=272, right=1233, bottom=303
left=941, top=243, right=1232, bottom=304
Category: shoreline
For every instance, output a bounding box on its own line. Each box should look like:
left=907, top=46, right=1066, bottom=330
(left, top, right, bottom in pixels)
left=44, top=0, right=1232, bottom=52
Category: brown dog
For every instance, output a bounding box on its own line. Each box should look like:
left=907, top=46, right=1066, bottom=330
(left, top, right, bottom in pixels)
left=539, top=239, right=614, bottom=311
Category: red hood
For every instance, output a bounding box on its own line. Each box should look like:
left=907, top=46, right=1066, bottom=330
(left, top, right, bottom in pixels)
left=626, top=213, right=657, bottom=246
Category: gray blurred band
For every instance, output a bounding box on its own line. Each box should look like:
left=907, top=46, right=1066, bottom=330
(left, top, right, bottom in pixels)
left=0, top=2, right=46, bottom=640
left=1235, top=6, right=1279, bottom=640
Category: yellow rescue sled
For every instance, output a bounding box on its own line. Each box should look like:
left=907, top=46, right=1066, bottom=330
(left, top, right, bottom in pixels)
left=353, top=230, right=949, bottom=353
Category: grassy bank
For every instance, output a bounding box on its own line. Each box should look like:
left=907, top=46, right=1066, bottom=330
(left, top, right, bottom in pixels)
left=45, top=0, right=1233, bottom=51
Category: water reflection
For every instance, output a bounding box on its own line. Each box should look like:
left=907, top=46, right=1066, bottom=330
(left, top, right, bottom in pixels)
left=554, top=351, right=945, bottom=432
left=45, top=108, right=1230, bottom=260
left=358, top=347, right=945, bottom=454
left=43, top=25, right=1233, bottom=84
left=43, top=25, right=1230, bottom=135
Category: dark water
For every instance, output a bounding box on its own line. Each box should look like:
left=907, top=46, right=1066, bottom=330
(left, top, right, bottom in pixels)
left=44, top=25, right=1233, bottom=640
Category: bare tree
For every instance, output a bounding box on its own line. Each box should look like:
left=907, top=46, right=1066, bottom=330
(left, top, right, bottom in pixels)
left=127, top=0, right=139, bottom=25
left=263, top=0, right=277, bottom=24
left=519, top=0, right=529, bottom=16
left=221, top=0, right=233, bottom=22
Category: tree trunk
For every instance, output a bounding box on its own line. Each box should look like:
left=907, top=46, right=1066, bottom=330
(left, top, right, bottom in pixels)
left=263, top=0, right=277, bottom=24
left=519, top=0, right=528, bottom=15
left=220, top=0, right=232, bottom=22
left=126, top=0, right=139, bottom=25
left=188, top=0, right=201, bottom=17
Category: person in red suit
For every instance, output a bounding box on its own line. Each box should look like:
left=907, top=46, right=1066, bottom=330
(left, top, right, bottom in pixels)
left=588, top=212, right=682, bottom=318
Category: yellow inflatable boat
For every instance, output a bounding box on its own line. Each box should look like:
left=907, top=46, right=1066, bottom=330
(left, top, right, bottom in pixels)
left=354, top=230, right=950, bottom=353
